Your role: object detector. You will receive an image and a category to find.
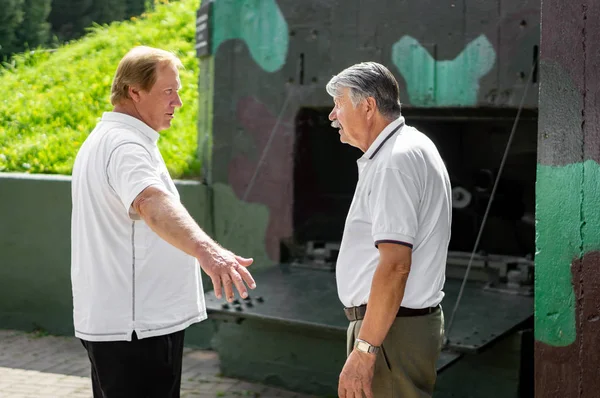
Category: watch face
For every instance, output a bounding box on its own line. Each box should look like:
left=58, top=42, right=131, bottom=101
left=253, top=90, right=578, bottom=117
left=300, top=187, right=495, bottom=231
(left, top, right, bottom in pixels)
left=356, top=340, right=369, bottom=352
left=355, top=339, right=378, bottom=354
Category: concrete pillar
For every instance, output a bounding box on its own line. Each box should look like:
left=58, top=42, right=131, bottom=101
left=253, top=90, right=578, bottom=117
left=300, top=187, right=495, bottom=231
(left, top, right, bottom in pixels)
left=535, top=0, right=600, bottom=396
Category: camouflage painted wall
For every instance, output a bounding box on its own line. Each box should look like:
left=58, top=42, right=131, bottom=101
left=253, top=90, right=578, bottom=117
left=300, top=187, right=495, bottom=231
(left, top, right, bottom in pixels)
left=534, top=0, right=600, bottom=396
left=201, top=0, right=541, bottom=262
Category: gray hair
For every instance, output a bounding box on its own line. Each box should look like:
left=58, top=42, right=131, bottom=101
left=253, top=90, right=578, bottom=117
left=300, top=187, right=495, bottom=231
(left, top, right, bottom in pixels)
left=326, top=62, right=401, bottom=120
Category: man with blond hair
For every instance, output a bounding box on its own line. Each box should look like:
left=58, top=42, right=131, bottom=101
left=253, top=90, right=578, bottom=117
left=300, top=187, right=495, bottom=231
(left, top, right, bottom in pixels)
left=71, top=46, right=255, bottom=397
left=327, top=62, right=451, bottom=398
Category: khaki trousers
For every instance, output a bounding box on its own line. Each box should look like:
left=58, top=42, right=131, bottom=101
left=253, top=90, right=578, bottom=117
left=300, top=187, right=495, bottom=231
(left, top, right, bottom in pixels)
left=346, top=308, right=444, bottom=398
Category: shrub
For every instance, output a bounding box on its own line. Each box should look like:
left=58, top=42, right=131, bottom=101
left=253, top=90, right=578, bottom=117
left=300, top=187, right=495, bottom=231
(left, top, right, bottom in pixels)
left=0, top=0, right=202, bottom=178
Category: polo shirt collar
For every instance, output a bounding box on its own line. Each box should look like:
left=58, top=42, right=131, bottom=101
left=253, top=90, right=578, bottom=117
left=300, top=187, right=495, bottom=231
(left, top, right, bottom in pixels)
left=101, top=112, right=160, bottom=143
left=363, top=117, right=405, bottom=160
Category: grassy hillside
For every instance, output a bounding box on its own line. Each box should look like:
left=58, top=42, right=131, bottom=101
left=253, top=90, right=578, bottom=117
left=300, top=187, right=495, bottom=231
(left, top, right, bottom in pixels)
left=0, top=0, right=201, bottom=178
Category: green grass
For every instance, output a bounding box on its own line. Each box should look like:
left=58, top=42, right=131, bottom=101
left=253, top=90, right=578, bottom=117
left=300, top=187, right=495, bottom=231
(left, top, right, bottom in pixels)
left=0, top=0, right=202, bottom=178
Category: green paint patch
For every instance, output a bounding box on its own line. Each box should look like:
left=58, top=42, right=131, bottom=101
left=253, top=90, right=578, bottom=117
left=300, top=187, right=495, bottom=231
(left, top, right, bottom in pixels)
left=212, top=0, right=288, bottom=72
left=212, top=183, right=271, bottom=269
left=197, top=56, right=215, bottom=178
left=392, top=34, right=495, bottom=107
left=535, top=160, right=600, bottom=346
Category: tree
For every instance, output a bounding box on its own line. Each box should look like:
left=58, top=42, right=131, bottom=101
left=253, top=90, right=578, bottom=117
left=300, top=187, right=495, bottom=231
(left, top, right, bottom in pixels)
left=48, top=0, right=94, bottom=42
left=48, top=0, right=148, bottom=44
left=126, top=0, right=146, bottom=18
left=88, top=0, right=126, bottom=27
left=0, top=0, right=25, bottom=59
left=15, top=0, right=52, bottom=51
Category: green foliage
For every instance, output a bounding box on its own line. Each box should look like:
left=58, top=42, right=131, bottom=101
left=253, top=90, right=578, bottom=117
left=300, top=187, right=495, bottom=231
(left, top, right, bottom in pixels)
left=48, top=0, right=153, bottom=46
left=47, top=0, right=94, bottom=42
left=30, top=324, right=50, bottom=338
left=0, top=0, right=25, bottom=59
left=126, top=0, right=147, bottom=18
left=15, top=0, right=52, bottom=52
left=0, top=0, right=202, bottom=178
left=88, top=0, right=127, bottom=27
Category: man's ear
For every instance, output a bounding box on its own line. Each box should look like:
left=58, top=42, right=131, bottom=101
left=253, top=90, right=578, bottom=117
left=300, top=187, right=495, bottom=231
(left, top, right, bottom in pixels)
left=128, top=85, right=141, bottom=102
left=365, top=96, right=377, bottom=119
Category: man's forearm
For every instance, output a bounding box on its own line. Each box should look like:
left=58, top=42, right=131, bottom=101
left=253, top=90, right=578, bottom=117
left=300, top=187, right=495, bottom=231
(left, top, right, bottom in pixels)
left=135, top=187, right=218, bottom=261
left=357, top=261, right=410, bottom=347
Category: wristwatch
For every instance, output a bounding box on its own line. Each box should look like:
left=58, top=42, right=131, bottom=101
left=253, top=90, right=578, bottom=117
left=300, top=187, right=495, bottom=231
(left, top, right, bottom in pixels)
left=354, top=338, right=380, bottom=355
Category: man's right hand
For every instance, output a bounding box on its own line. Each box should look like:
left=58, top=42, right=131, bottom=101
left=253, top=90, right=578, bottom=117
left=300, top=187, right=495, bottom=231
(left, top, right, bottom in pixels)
left=199, top=249, right=256, bottom=302
left=133, top=186, right=257, bottom=302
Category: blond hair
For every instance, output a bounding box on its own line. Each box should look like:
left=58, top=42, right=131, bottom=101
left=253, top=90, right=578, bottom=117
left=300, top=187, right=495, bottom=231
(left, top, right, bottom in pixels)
left=110, top=46, right=183, bottom=106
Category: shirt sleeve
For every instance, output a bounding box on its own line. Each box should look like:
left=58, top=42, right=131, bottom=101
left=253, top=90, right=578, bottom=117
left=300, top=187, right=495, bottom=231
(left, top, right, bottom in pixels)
left=369, top=167, right=420, bottom=249
left=105, top=142, right=167, bottom=219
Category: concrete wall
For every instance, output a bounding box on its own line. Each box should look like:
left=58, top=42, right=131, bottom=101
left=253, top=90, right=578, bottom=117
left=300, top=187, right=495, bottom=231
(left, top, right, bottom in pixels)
left=0, top=173, right=274, bottom=347
left=0, top=174, right=75, bottom=336
left=435, top=332, right=528, bottom=398
left=534, top=0, right=600, bottom=396
left=212, top=314, right=528, bottom=397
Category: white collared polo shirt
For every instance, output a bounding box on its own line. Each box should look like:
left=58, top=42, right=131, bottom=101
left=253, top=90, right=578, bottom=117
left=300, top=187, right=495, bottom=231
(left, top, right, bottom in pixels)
left=336, top=117, right=452, bottom=309
left=71, top=112, right=206, bottom=342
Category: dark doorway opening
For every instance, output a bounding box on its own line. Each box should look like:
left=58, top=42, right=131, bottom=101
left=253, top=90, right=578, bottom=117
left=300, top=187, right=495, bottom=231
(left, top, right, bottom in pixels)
left=293, top=107, right=538, bottom=257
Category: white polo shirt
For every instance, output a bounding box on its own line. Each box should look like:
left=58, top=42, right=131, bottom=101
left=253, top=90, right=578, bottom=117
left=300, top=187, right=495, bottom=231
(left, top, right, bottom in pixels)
left=336, top=117, right=452, bottom=309
left=71, top=112, right=206, bottom=342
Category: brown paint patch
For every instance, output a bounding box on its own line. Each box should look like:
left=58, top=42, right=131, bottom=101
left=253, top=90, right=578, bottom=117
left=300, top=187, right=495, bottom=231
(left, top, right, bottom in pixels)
left=228, top=96, right=295, bottom=261
left=535, top=251, right=600, bottom=397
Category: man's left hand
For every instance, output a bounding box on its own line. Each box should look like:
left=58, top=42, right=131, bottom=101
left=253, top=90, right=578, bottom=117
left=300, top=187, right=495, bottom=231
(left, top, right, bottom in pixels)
left=338, top=349, right=376, bottom=398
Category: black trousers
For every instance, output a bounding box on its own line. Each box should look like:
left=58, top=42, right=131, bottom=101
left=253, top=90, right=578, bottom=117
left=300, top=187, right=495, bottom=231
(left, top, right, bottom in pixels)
left=80, top=330, right=185, bottom=398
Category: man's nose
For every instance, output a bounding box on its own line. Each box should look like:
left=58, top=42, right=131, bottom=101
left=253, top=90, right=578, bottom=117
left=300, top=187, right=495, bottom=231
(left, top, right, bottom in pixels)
left=328, top=108, right=335, bottom=121
left=174, top=93, right=183, bottom=107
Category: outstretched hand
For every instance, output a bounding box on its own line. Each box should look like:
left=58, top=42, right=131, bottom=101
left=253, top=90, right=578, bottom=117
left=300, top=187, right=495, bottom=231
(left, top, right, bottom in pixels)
left=200, top=249, right=256, bottom=302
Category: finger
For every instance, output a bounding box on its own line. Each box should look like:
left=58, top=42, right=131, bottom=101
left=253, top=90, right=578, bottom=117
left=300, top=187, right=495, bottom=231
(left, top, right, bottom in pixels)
left=338, top=375, right=350, bottom=398
left=235, top=255, right=254, bottom=267
left=236, top=264, right=256, bottom=289
left=211, top=275, right=222, bottom=299
left=362, top=384, right=374, bottom=398
left=221, top=273, right=235, bottom=302
left=337, top=383, right=346, bottom=398
left=228, top=268, right=249, bottom=299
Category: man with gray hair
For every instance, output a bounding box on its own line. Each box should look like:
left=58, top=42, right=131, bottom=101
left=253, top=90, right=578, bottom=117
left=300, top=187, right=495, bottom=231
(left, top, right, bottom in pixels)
left=327, top=62, right=451, bottom=398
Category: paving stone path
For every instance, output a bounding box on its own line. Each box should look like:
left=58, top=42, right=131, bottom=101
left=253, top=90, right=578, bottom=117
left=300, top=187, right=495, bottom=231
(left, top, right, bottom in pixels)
left=0, top=330, right=317, bottom=398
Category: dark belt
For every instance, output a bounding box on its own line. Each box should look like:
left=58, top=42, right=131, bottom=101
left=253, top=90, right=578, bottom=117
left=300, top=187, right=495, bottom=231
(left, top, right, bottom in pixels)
left=344, top=304, right=440, bottom=322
